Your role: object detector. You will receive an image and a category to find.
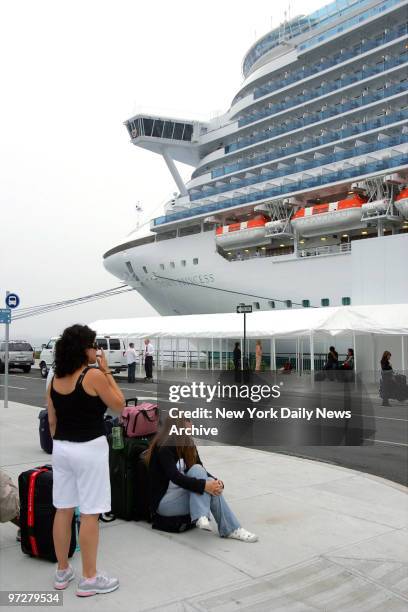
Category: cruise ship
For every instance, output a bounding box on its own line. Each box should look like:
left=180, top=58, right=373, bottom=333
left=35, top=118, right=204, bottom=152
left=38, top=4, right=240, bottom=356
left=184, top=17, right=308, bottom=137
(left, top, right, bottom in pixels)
left=104, top=0, right=408, bottom=315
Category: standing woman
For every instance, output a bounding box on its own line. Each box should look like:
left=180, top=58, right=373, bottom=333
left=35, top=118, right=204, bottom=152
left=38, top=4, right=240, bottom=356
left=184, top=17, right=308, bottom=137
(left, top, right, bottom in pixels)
left=380, top=351, right=393, bottom=406
left=47, top=324, right=125, bottom=597
left=255, top=340, right=263, bottom=372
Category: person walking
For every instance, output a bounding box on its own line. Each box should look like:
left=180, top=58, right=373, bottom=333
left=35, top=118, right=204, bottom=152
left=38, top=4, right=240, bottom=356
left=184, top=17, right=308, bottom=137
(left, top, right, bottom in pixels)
left=255, top=340, right=263, bottom=372
left=125, top=342, right=138, bottom=383
left=146, top=412, right=258, bottom=542
left=47, top=324, right=125, bottom=597
left=144, top=338, right=154, bottom=382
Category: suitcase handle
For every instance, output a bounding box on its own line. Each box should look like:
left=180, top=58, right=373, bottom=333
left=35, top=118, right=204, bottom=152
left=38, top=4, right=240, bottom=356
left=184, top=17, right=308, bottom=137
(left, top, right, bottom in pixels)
left=125, top=398, right=138, bottom=407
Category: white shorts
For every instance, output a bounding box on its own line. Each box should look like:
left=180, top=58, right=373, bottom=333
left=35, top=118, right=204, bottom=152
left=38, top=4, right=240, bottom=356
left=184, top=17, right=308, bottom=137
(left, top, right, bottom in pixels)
left=52, top=436, right=111, bottom=515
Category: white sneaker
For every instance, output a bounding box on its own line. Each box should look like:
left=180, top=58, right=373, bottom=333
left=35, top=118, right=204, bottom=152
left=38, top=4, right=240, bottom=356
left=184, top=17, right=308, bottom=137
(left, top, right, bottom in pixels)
left=196, top=516, right=212, bottom=531
left=54, top=564, right=75, bottom=590
left=228, top=527, right=258, bottom=542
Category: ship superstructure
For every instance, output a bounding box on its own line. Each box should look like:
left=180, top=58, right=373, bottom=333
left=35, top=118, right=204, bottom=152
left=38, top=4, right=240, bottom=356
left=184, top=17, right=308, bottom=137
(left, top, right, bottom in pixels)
left=104, top=0, right=408, bottom=315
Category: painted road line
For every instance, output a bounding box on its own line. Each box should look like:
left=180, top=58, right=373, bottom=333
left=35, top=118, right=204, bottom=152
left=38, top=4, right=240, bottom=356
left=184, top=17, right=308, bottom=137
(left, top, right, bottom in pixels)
left=363, top=439, right=408, bottom=447
left=0, top=385, right=26, bottom=390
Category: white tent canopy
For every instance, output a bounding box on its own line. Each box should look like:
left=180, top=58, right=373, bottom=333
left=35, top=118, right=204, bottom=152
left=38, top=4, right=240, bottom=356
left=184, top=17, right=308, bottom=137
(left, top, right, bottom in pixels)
left=90, top=304, right=408, bottom=339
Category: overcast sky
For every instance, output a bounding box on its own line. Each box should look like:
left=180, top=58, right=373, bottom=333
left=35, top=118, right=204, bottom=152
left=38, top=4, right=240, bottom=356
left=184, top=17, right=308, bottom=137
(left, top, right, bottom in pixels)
left=1, top=0, right=324, bottom=344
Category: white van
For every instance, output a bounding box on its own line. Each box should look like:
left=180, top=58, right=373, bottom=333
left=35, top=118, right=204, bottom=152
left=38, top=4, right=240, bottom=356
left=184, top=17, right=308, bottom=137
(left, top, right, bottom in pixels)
left=0, top=341, right=35, bottom=373
left=39, top=336, right=128, bottom=378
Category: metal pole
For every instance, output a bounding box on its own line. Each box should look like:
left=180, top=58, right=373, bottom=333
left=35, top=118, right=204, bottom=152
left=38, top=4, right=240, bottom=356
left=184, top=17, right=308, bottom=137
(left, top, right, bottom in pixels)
left=211, top=338, right=214, bottom=370
left=272, top=337, right=276, bottom=371
left=402, top=335, right=405, bottom=375
left=352, top=331, right=357, bottom=381
left=4, top=291, right=10, bottom=409
left=197, top=338, right=200, bottom=369
left=243, top=312, right=247, bottom=369
left=310, top=333, right=315, bottom=373
left=270, top=338, right=273, bottom=371
left=219, top=337, right=222, bottom=370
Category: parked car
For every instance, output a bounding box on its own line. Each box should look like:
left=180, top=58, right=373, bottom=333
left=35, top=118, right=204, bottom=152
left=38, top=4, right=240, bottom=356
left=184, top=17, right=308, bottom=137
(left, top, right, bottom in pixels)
left=39, top=335, right=128, bottom=378
left=0, top=341, right=35, bottom=373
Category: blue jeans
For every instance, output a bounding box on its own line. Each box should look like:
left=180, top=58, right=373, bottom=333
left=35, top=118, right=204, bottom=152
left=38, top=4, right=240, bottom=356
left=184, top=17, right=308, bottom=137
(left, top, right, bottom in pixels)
left=157, top=464, right=240, bottom=537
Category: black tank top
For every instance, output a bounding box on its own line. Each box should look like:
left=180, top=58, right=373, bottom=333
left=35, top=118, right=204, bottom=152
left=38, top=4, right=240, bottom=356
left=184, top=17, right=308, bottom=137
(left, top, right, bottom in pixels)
left=51, top=367, right=107, bottom=442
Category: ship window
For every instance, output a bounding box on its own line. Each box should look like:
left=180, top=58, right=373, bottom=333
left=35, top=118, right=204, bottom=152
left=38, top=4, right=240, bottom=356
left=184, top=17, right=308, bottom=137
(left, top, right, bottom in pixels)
left=321, top=298, right=330, bottom=307
left=125, top=261, right=135, bottom=276
left=183, top=124, right=193, bottom=141
left=302, top=299, right=310, bottom=308
left=173, top=123, right=184, bottom=140
left=286, top=300, right=292, bottom=308
left=253, top=302, right=260, bottom=310
left=342, top=296, right=351, bottom=306
left=142, top=266, right=148, bottom=274
left=141, top=118, right=153, bottom=137
left=160, top=264, right=165, bottom=270
left=170, top=262, right=175, bottom=268
left=156, top=230, right=177, bottom=241
left=162, top=121, right=174, bottom=139
left=179, top=225, right=201, bottom=237
left=181, top=260, right=186, bottom=267
left=152, top=120, right=164, bottom=138
left=193, top=258, right=199, bottom=265
left=268, top=301, right=275, bottom=309
left=203, top=222, right=216, bottom=232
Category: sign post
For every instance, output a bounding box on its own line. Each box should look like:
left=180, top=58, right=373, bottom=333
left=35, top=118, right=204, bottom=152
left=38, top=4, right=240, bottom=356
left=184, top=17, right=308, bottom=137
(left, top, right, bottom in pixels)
left=3, top=292, right=20, bottom=409
left=236, top=304, right=252, bottom=371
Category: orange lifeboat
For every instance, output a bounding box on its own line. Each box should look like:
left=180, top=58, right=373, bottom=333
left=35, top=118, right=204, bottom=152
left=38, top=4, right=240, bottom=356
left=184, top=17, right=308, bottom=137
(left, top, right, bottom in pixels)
left=291, top=194, right=367, bottom=237
left=215, top=215, right=269, bottom=248
left=394, top=187, right=408, bottom=218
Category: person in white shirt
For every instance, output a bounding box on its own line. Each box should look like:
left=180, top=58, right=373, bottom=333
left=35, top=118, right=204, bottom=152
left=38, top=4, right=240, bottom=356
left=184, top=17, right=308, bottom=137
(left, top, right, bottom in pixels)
left=143, top=339, right=154, bottom=382
left=125, top=343, right=138, bottom=383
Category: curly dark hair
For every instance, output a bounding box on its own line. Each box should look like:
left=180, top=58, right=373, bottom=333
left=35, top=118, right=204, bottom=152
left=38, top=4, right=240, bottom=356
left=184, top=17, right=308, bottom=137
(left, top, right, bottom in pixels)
left=54, top=324, right=96, bottom=377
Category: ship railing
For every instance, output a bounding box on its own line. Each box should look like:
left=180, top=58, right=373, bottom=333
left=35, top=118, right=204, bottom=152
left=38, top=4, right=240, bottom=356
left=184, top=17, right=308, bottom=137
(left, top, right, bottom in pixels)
left=208, top=108, right=408, bottom=180
left=240, top=51, right=408, bottom=128
left=193, top=132, right=408, bottom=202
left=252, top=20, right=408, bottom=101
left=298, top=243, right=351, bottom=258
left=153, top=151, right=408, bottom=226
left=226, top=81, right=407, bottom=154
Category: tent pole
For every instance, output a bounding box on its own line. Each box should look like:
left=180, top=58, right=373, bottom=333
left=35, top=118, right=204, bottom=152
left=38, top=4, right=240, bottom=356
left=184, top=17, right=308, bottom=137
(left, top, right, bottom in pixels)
left=139, top=339, right=143, bottom=377
left=310, top=332, right=315, bottom=375
left=186, top=338, right=189, bottom=378
left=352, top=331, right=357, bottom=385
left=272, top=337, right=276, bottom=371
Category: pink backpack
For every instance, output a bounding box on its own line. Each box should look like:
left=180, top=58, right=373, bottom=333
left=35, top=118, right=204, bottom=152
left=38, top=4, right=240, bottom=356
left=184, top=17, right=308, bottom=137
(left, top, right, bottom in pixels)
left=121, top=403, right=158, bottom=438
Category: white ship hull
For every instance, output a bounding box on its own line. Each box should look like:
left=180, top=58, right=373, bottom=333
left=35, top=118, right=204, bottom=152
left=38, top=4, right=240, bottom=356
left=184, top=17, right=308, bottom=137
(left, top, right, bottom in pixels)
left=103, top=232, right=408, bottom=315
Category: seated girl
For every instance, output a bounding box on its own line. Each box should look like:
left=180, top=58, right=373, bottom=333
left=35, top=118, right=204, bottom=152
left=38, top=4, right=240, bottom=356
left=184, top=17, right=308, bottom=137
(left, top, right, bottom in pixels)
left=145, top=412, right=258, bottom=543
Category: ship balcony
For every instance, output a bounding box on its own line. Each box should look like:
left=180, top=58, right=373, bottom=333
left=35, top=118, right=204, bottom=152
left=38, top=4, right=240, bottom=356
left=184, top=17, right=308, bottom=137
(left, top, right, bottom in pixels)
left=238, top=48, right=408, bottom=128
left=225, top=80, right=408, bottom=155
left=190, top=132, right=408, bottom=203
left=125, top=114, right=201, bottom=165
left=209, top=108, right=408, bottom=180
left=242, top=0, right=386, bottom=77
left=250, top=20, right=408, bottom=103
left=152, top=148, right=408, bottom=228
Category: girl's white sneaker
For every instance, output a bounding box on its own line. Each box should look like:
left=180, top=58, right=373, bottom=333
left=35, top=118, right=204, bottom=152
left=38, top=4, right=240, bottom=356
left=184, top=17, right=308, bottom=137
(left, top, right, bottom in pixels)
left=196, top=516, right=212, bottom=531
left=228, top=527, right=258, bottom=542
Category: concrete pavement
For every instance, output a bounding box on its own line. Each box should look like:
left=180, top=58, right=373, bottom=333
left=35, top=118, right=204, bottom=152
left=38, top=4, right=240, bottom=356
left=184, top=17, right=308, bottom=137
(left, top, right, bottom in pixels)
left=0, top=402, right=407, bottom=611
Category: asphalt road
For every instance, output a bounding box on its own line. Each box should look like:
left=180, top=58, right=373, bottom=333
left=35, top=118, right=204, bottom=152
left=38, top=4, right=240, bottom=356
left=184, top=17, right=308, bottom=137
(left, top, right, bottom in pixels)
left=1, top=369, right=407, bottom=486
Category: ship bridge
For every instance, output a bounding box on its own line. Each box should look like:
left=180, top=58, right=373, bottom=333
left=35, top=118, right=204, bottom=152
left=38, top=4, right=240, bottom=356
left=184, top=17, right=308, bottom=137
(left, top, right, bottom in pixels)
left=125, top=114, right=204, bottom=196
